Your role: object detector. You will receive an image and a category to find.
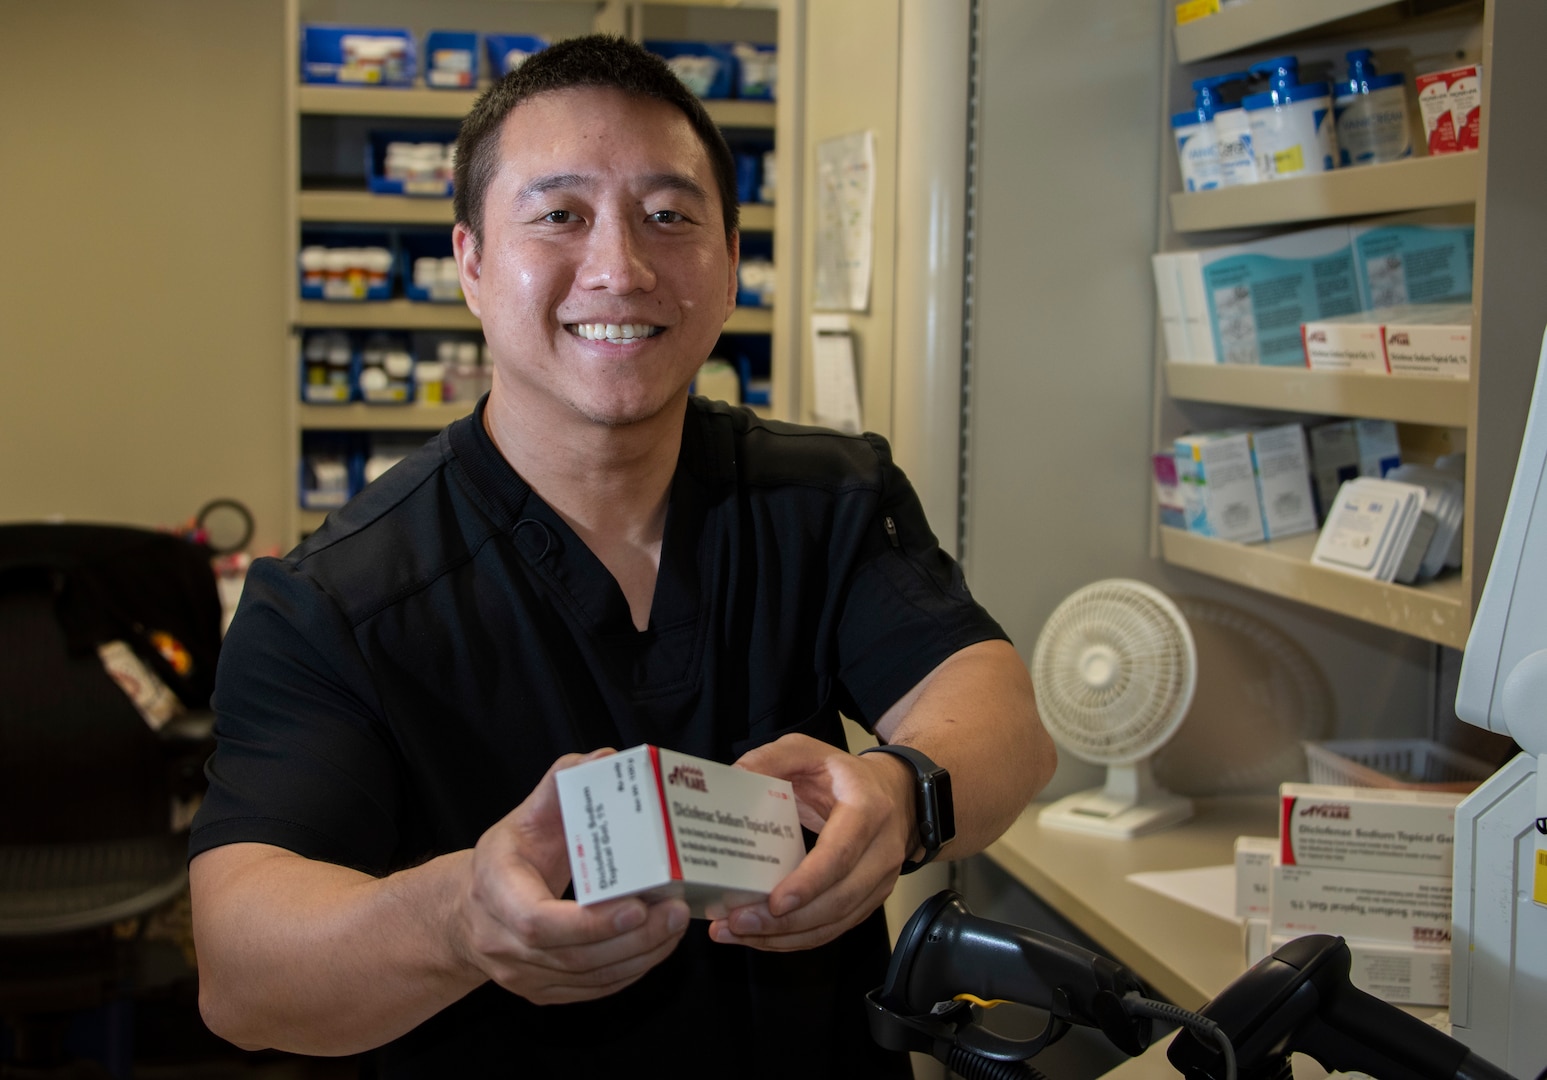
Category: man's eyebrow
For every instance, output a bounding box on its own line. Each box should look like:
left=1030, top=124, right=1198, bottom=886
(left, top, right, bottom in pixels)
left=638, top=172, right=712, bottom=203
left=514, top=171, right=711, bottom=204
left=516, top=173, right=592, bottom=201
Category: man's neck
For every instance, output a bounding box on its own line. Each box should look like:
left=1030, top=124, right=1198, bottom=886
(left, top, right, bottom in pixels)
left=483, top=389, right=687, bottom=630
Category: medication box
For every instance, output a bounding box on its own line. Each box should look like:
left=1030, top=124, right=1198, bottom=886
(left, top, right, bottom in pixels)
left=1302, top=311, right=1388, bottom=373
left=1308, top=421, right=1361, bottom=520
left=1271, top=863, right=1451, bottom=947
left=556, top=745, right=806, bottom=918
left=1270, top=933, right=1450, bottom=1006
left=1250, top=424, right=1317, bottom=540
left=1350, top=219, right=1474, bottom=309
left=1175, top=431, right=1266, bottom=543
left=1235, top=835, right=1276, bottom=918
left=1381, top=303, right=1472, bottom=379
left=1279, top=782, right=1462, bottom=876
left=1186, top=227, right=1362, bottom=366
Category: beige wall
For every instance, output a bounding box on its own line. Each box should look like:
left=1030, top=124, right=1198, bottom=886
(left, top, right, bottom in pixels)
left=0, top=2, right=291, bottom=553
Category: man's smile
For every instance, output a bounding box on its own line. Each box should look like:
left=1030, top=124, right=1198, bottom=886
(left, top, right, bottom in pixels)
left=566, top=323, right=663, bottom=341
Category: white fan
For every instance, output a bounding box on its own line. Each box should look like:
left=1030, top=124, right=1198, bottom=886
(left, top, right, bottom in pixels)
left=1031, top=579, right=1198, bottom=838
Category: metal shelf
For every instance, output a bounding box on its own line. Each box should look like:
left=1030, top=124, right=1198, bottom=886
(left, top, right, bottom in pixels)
left=1158, top=527, right=1470, bottom=649
left=299, top=190, right=452, bottom=225
left=1169, top=152, right=1479, bottom=232
left=296, top=299, right=480, bottom=330
left=298, top=84, right=775, bottom=129
left=1164, top=363, right=1469, bottom=426
left=1174, top=0, right=1401, bottom=63
left=298, top=403, right=470, bottom=431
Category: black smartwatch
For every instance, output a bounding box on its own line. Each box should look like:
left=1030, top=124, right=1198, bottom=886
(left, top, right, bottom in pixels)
left=859, top=744, right=955, bottom=873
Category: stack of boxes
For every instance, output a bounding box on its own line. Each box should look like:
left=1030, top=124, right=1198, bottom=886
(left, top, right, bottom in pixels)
left=1235, top=782, right=1463, bottom=1006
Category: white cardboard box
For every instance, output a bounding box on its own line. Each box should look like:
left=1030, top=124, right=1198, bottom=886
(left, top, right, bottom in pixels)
left=1250, top=424, right=1318, bottom=540
left=1302, top=313, right=1388, bottom=373
left=1271, top=863, right=1452, bottom=947
left=1382, top=303, right=1472, bottom=379
left=1271, top=933, right=1450, bottom=1006
left=1279, top=782, right=1462, bottom=876
left=556, top=745, right=806, bottom=918
left=1175, top=431, right=1266, bottom=543
left=1235, top=835, right=1277, bottom=918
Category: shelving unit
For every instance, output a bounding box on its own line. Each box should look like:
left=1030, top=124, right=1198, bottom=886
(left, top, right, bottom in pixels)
left=285, top=0, right=782, bottom=542
left=1151, top=0, right=1547, bottom=650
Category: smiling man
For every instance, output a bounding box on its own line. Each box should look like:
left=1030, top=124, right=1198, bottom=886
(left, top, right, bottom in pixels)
left=188, top=35, right=1053, bottom=1079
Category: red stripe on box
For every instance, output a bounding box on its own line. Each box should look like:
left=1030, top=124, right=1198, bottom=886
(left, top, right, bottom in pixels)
left=650, top=746, right=684, bottom=881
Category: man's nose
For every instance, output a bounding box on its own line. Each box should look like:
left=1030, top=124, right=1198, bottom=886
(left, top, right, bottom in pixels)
left=579, top=218, right=657, bottom=293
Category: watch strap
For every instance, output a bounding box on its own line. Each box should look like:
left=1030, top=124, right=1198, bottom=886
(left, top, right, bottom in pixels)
left=859, top=744, right=950, bottom=874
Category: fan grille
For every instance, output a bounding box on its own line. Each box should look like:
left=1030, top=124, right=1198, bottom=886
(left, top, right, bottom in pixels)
left=1031, top=580, right=1196, bottom=765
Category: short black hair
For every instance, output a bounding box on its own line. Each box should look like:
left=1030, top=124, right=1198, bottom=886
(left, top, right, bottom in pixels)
left=453, top=34, right=740, bottom=250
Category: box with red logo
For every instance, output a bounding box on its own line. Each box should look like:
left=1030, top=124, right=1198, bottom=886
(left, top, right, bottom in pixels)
left=555, top=745, right=806, bottom=918
left=1270, top=863, right=1452, bottom=947
left=1279, top=782, right=1463, bottom=876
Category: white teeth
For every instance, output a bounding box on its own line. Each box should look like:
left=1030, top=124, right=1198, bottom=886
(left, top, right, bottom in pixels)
left=571, top=323, right=660, bottom=341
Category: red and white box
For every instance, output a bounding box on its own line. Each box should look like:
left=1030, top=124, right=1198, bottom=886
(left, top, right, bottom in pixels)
left=1271, top=863, right=1452, bottom=947
left=1415, top=65, right=1483, bottom=156
left=1280, top=782, right=1462, bottom=876
left=556, top=745, right=806, bottom=918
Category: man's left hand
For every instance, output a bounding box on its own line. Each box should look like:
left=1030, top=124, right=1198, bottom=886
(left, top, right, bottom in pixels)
left=708, top=734, right=915, bottom=952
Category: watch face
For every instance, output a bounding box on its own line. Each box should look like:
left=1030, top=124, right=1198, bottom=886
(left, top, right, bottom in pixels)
left=930, top=771, right=955, bottom=845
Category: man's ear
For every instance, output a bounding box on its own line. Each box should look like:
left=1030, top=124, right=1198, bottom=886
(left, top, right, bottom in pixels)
left=452, top=222, right=482, bottom=317
left=725, top=228, right=740, bottom=313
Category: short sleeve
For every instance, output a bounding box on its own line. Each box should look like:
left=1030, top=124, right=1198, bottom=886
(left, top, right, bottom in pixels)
left=833, top=435, right=1008, bottom=727
left=188, top=557, right=404, bottom=875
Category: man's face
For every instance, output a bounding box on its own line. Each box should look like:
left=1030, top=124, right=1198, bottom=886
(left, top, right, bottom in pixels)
left=454, top=87, right=738, bottom=431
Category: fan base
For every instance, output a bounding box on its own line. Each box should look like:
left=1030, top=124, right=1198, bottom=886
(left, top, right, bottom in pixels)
left=1038, top=789, right=1194, bottom=839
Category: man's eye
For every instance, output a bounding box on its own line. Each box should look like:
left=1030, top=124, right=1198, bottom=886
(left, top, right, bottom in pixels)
left=649, top=210, right=686, bottom=224
left=543, top=210, right=573, bottom=224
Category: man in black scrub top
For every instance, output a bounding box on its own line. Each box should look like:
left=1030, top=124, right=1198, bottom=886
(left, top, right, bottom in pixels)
left=189, top=35, right=1055, bottom=1079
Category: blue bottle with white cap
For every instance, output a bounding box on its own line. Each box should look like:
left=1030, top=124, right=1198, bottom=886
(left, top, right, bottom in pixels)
left=1243, top=55, right=1338, bottom=179
left=1172, top=76, right=1226, bottom=192
left=1334, top=49, right=1412, bottom=166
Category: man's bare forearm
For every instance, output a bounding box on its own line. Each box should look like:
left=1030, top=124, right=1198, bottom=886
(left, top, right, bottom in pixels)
left=873, top=639, right=1056, bottom=857
left=191, top=843, right=483, bottom=1057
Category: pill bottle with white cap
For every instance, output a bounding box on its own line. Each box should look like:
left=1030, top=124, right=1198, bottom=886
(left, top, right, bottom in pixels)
left=1334, top=50, right=1411, bottom=166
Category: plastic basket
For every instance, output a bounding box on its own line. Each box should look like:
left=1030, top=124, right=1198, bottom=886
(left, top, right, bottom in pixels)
left=1302, top=739, right=1493, bottom=793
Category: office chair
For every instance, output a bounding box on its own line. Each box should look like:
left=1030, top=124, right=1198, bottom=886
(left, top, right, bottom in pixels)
left=0, top=523, right=223, bottom=1078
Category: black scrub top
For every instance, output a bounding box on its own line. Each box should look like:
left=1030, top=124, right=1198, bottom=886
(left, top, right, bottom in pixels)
left=191, top=396, right=1007, bottom=1078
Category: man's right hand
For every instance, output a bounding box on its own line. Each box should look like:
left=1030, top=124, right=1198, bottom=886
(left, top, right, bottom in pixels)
left=455, top=749, right=692, bottom=1004
left=191, top=749, right=689, bottom=1057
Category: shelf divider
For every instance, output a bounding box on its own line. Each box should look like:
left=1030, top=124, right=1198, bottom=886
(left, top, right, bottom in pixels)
left=1164, top=363, right=1469, bottom=426
left=1158, top=527, right=1470, bottom=649
left=1170, top=152, right=1478, bottom=232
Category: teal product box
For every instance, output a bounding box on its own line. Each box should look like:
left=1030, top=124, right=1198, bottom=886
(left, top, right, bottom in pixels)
left=1249, top=424, right=1318, bottom=540
left=1193, top=227, right=1361, bottom=366
left=1351, top=221, right=1475, bottom=309
left=1175, top=432, right=1266, bottom=543
left=486, top=34, right=548, bottom=78
left=425, top=31, right=478, bottom=89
